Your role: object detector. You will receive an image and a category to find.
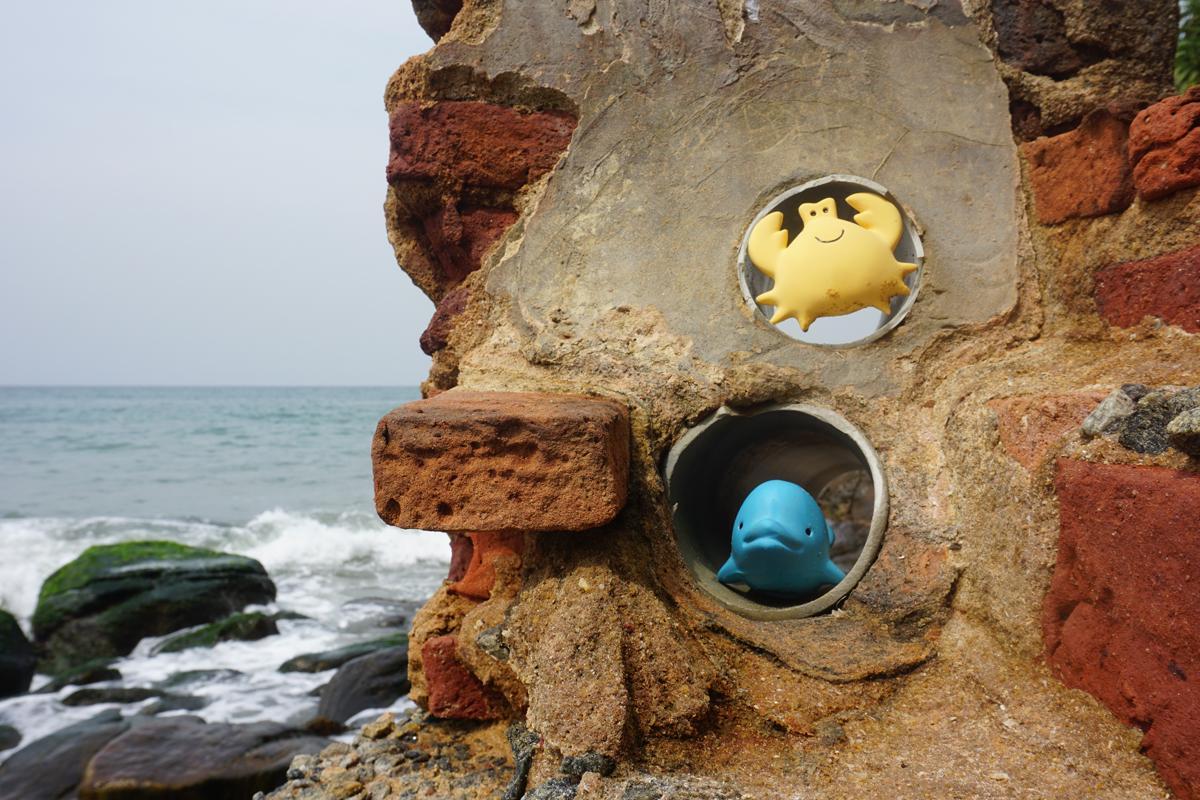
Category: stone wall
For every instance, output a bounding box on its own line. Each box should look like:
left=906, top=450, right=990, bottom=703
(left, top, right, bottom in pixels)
left=276, top=2, right=1200, bottom=798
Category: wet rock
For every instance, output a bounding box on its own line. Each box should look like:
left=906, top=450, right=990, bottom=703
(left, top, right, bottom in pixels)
left=279, top=633, right=408, bottom=673
left=137, top=694, right=208, bottom=715
left=1081, top=388, right=1136, bottom=437
left=1167, top=407, right=1200, bottom=457
left=32, top=540, right=275, bottom=673
left=160, top=668, right=243, bottom=688
left=1118, top=388, right=1200, bottom=454
left=1094, top=244, right=1200, bottom=334
left=35, top=658, right=122, bottom=693
left=1129, top=86, right=1200, bottom=200
left=0, top=609, right=36, bottom=697
left=561, top=752, right=616, bottom=780
left=152, top=610, right=279, bottom=654
left=373, top=391, right=630, bottom=532
left=524, top=776, right=579, bottom=799
left=0, top=724, right=20, bottom=752
left=311, top=646, right=410, bottom=726
left=0, top=709, right=130, bottom=800
left=79, top=716, right=328, bottom=799
left=337, top=597, right=423, bottom=634
left=62, top=686, right=166, bottom=706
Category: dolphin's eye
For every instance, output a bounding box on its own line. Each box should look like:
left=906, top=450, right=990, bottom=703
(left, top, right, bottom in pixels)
left=738, top=521, right=743, bottom=530
left=805, top=527, right=812, bottom=536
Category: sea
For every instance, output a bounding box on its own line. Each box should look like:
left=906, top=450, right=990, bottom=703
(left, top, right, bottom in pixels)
left=0, top=386, right=450, bottom=760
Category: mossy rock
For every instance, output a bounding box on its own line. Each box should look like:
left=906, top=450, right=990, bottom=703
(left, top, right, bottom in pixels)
left=152, top=612, right=279, bottom=654
left=0, top=610, right=36, bottom=698
left=32, top=540, right=275, bottom=674
left=34, top=658, right=122, bottom=694
left=278, top=633, right=408, bottom=673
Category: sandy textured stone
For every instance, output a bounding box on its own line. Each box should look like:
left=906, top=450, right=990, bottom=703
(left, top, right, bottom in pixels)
left=1129, top=86, right=1200, bottom=201
left=1167, top=406, right=1200, bottom=456
left=1095, top=242, right=1200, bottom=333
left=988, top=393, right=1106, bottom=469
left=1021, top=110, right=1134, bottom=224
left=1044, top=460, right=1200, bottom=800
left=373, top=390, right=629, bottom=532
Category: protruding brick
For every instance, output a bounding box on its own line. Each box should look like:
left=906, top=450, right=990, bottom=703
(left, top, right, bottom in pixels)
left=419, top=285, right=470, bottom=356
left=988, top=393, right=1105, bottom=469
left=422, top=634, right=504, bottom=720
left=450, top=531, right=524, bottom=601
left=373, top=391, right=630, bottom=532
left=1043, top=460, right=1200, bottom=800
left=1021, top=110, right=1134, bottom=224
left=1094, top=243, right=1200, bottom=333
left=1129, top=86, right=1200, bottom=201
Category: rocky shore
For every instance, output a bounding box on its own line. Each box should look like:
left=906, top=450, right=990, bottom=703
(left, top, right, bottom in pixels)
left=0, top=541, right=420, bottom=799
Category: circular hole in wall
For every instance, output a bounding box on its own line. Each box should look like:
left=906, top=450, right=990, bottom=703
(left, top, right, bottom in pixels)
left=664, top=404, right=888, bottom=620
left=738, top=175, right=924, bottom=347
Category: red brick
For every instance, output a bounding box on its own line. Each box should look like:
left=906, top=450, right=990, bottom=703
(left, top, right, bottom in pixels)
left=988, top=393, right=1105, bottom=469
left=446, top=532, right=472, bottom=583
left=1021, top=110, right=1134, bottom=224
left=449, top=531, right=523, bottom=601
left=387, top=101, right=576, bottom=192
left=1043, top=460, right=1200, bottom=800
left=421, top=634, right=504, bottom=720
left=1129, top=87, right=1200, bottom=201
left=373, top=391, right=630, bottom=532
left=1094, top=243, right=1200, bottom=333
left=420, top=285, right=470, bottom=356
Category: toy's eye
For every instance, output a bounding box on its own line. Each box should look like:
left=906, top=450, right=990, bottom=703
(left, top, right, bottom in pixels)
left=805, top=527, right=812, bottom=536
left=822, top=207, right=829, bottom=214
left=738, top=521, right=743, bottom=530
left=809, top=211, right=817, bottom=217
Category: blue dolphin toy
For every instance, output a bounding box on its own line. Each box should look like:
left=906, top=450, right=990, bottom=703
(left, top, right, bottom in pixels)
left=717, top=480, right=845, bottom=597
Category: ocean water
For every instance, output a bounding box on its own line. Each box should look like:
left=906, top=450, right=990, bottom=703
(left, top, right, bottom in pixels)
left=0, top=387, right=450, bottom=758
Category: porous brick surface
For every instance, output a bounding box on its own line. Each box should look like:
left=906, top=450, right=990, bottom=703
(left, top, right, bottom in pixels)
left=373, top=391, right=629, bottom=532
left=1021, top=110, right=1134, bottom=224
left=1044, top=460, right=1200, bottom=800
left=421, top=634, right=504, bottom=720
left=1129, top=87, right=1200, bottom=201
left=1095, top=243, right=1200, bottom=333
left=449, top=531, right=524, bottom=601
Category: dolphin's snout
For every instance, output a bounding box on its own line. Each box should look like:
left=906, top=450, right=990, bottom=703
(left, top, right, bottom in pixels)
left=744, top=517, right=805, bottom=546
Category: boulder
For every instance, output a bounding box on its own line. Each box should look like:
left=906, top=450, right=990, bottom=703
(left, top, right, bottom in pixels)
left=279, top=633, right=408, bottom=673
left=0, top=709, right=130, bottom=800
left=152, top=611, right=279, bottom=654
left=337, top=597, right=423, bottom=634
left=0, top=724, right=20, bottom=752
left=35, top=659, right=122, bottom=694
left=32, top=541, right=275, bottom=673
left=311, top=645, right=410, bottom=726
left=0, top=609, right=36, bottom=697
left=78, top=716, right=327, bottom=799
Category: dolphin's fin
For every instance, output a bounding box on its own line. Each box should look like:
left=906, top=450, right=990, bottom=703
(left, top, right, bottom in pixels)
left=823, top=559, right=845, bottom=586
left=717, top=557, right=746, bottom=584
left=826, top=522, right=836, bottom=547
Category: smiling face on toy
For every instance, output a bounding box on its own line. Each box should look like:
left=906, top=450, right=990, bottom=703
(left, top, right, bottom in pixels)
left=717, top=479, right=845, bottom=597
left=747, top=192, right=918, bottom=332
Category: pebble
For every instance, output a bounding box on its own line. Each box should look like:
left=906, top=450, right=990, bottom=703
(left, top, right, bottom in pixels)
left=1166, top=407, right=1200, bottom=457
left=1081, top=388, right=1135, bottom=437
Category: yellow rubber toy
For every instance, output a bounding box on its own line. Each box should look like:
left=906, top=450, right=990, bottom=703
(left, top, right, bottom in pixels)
left=747, top=193, right=918, bottom=331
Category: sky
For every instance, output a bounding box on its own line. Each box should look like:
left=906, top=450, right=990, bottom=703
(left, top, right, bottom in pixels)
left=0, top=3, right=435, bottom=386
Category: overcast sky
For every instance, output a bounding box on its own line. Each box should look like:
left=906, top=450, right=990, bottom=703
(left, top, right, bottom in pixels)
left=0, top=3, right=435, bottom=386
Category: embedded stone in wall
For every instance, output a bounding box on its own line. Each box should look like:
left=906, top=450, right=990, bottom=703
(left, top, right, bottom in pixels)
left=990, top=0, right=1096, bottom=79
left=1129, top=86, right=1200, bottom=201
left=1020, top=110, right=1134, bottom=224
left=988, top=393, right=1105, bottom=469
left=1094, top=243, right=1200, bottom=333
left=373, top=391, right=629, bottom=532
left=1043, top=459, right=1200, bottom=800
left=420, top=285, right=470, bottom=355
left=421, top=634, right=504, bottom=720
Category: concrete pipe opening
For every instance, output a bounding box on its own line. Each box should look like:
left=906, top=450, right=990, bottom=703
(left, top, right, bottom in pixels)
left=738, top=175, right=924, bottom=347
left=664, top=404, right=888, bottom=620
